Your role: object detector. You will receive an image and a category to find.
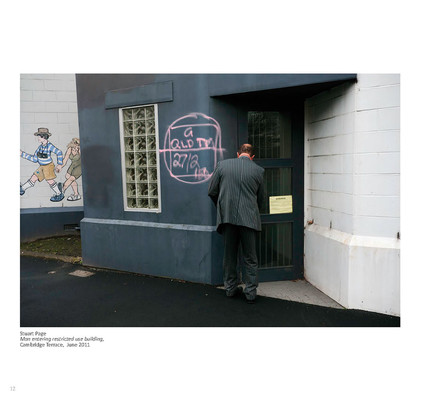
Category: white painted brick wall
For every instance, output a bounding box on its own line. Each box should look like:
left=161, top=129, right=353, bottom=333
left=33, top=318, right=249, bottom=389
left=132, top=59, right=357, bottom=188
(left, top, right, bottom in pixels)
left=305, top=81, right=356, bottom=233
left=304, top=74, right=400, bottom=315
left=356, top=74, right=400, bottom=87
left=355, top=152, right=400, bottom=174
left=354, top=174, right=399, bottom=196
left=354, top=196, right=400, bottom=218
left=356, top=85, right=400, bottom=110
left=305, top=74, right=400, bottom=238
left=355, top=107, right=400, bottom=132
left=355, top=130, right=400, bottom=153
left=20, top=74, right=83, bottom=209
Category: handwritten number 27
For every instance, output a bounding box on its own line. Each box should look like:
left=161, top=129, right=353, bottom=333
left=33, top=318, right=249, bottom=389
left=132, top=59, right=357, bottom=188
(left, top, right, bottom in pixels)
left=173, top=154, right=199, bottom=171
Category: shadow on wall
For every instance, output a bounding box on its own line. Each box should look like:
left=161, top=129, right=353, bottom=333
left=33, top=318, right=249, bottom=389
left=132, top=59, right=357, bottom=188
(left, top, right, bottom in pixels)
left=82, top=145, right=114, bottom=208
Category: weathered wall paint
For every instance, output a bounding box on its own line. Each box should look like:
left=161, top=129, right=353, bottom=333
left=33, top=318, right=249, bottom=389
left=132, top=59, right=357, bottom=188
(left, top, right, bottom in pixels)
left=161, top=112, right=223, bottom=184
left=76, top=74, right=359, bottom=286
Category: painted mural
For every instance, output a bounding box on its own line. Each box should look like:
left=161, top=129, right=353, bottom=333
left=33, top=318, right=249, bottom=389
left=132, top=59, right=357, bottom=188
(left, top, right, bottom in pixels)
left=160, top=113, right=224, bottom=184
left=56, top=138, right=82, bottom=201
left=20, top=127, right=82, bottom=202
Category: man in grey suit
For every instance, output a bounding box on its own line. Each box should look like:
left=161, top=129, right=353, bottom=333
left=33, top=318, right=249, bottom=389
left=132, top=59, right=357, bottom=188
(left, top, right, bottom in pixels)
left=208, top=144, right=265, bottom=303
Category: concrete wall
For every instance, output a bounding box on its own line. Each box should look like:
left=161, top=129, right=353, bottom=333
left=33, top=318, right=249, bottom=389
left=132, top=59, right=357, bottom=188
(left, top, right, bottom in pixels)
left=20, top=74, right=84, bottom=240
left=304, top=74, right=400, bottom=316
left=353, top=74, right=400, bottom=237
left=20, top=74, right=83, bottom=208
left=76, top=74, right=354, bottom=285
left=76, top=74, right=225, bottom=284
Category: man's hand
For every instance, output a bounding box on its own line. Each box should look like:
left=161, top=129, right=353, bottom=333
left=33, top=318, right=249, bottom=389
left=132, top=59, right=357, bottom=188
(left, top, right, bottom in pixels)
left=56, top=165, right=62, bottom=173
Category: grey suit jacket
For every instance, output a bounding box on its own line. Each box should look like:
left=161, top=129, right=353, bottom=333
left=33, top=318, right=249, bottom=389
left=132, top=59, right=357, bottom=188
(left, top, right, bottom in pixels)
left=208, top=156, right=265, bottom=233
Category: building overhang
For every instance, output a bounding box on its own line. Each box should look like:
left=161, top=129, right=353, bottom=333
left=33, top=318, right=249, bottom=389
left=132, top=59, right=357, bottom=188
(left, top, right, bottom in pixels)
left=209, top=73, right=357, bottom=100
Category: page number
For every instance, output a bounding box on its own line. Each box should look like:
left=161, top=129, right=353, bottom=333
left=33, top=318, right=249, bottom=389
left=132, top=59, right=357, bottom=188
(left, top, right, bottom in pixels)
left=10, top=386, right=16, bottom=391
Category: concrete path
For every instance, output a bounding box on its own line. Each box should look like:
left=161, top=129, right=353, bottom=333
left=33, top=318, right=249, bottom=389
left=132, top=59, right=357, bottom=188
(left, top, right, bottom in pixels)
left=219, top=280, right=344, bottom=309
left=258, top=280, right=344, bottom=308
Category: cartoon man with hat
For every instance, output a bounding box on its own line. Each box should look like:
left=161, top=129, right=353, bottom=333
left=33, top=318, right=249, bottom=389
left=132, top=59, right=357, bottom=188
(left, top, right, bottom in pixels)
left=20, top=127, right=65, bottom=202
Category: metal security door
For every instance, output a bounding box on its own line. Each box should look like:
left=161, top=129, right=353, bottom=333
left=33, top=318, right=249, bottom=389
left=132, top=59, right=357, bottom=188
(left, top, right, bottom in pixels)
left=239, top=103, right=304, bottom=281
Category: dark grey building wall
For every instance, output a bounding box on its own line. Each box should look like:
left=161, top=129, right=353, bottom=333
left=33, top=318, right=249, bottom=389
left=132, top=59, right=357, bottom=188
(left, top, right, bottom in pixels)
left=76, top=73, right=356, bottom=284
left=77, top=74, right=217, bottom=226
left=81, top=218, right=223, bottom=284
left=20, top=207, right=84, bottom=242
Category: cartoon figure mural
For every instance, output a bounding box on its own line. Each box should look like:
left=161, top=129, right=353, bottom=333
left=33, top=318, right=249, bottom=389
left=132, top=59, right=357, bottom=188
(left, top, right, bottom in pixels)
left=56, top=138, right=82, bottom=201
left=20, top=127, right=65, bottom=202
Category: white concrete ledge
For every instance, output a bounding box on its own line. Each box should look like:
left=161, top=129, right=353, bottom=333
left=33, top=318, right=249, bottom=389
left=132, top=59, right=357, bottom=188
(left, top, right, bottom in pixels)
left=304, top=224, right=400, bottom=316
left=306, top=224, right=400, bottom=250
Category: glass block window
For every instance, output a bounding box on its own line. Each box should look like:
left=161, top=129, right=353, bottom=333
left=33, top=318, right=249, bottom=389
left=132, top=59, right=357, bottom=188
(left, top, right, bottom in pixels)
left=120, top=105, right=161, bottom=211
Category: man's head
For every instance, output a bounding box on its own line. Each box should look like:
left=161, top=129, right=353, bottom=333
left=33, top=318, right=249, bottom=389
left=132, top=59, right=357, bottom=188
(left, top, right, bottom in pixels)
left=237, top=143, right=255, bottom=160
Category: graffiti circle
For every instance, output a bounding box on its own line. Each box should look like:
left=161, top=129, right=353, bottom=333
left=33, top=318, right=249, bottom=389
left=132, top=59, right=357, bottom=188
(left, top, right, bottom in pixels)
left=161, top=113, right=222, bottom=184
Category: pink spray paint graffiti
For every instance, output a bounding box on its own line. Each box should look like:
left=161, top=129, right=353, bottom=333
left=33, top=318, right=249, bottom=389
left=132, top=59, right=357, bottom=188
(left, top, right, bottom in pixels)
left=160, top=113, right=223, bottom=184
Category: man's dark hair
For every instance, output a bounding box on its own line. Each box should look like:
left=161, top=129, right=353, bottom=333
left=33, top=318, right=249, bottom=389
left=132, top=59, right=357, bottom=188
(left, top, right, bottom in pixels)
left=37, top=133, right=50, bottom=140
left=238, top=143, right=254, bottom=156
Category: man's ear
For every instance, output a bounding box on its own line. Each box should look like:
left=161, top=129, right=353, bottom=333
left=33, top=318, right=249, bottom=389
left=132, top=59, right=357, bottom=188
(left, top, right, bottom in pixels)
left=237, top=152, right=240, bottom=158
left=251, top=155, right=255, bottom=160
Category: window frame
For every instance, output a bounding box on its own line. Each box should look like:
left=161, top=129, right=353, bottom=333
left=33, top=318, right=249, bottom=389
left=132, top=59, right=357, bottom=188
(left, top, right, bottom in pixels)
left=119, top=103, right=162, bottom=213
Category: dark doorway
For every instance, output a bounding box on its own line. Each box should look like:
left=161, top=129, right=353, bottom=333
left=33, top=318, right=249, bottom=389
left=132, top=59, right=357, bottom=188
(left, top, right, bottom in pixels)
left=236, top=97, right=304, bottom=281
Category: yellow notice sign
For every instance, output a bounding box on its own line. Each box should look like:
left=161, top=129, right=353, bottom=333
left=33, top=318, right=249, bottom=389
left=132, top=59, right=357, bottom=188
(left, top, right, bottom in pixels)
left=269, top=195, right=293, bottom=214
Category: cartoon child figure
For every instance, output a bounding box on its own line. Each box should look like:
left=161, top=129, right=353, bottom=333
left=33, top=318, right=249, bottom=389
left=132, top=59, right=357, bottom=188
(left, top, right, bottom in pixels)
left=20, top=127, right=64, bottom=202
left=56, top=138, right=82, bottom=201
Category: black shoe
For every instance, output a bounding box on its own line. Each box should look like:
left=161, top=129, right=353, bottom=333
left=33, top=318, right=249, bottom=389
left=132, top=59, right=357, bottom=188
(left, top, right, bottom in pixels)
left=226, top=286, right=243, bottom=298
left=245, top=295, right=256, bottom=304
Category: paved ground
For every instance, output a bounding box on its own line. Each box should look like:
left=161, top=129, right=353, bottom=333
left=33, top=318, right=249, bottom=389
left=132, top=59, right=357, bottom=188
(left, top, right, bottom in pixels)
left=20, top=256, right=400, bottom=327
left=232, top=279, right=344, bottom=309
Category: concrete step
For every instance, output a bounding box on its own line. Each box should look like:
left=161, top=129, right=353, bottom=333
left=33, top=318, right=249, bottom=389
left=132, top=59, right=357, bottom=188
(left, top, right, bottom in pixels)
left=220, top=279, right=343, bottom=309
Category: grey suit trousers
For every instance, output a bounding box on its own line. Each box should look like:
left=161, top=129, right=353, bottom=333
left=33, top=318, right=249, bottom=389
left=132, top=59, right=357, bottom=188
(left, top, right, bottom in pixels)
left=222, top=223, right=258, bottom=300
